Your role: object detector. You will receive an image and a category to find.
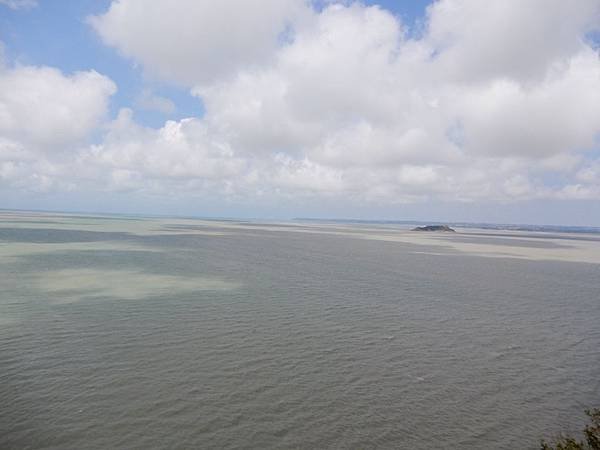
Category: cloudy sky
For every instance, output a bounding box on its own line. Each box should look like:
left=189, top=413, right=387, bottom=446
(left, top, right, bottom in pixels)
left=1, top=0, right=600, bottom=225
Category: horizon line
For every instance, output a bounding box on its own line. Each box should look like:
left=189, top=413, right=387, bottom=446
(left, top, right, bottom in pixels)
left=2, top=207, right=600, bottom=232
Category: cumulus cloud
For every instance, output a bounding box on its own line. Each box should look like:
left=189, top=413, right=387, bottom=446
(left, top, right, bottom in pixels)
left=88, top=109, right=244, bottom=180
left=0, top=65, right=116, bottom=149
left=88, top=0, right=311, bottom=86
left=3, top=0, right=600, bottom=207
left=424, top=0, right=600, bottom=82
left=0, top=64, right=115, bottom=192
left=456, top=50, right=600, bottom=158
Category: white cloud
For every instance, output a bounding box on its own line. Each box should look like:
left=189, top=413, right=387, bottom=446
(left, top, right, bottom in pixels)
left=88, top=0, right=311, bottom=86
left=456, top=50, right=600, bottom=157
left=75, top=109, right=247, bottom=192
left=425, top=0, right=600, bottom=82
left=0, top=64, right=115, bottom=192
left=0, top=65, right=116, bottom=149
left=4, top=0, right=600, bottom=208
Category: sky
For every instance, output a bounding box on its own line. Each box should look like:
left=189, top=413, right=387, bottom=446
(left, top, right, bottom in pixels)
left=1, top=0, right=600, bottom=225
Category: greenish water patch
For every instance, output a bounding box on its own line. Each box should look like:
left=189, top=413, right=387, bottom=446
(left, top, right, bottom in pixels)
left=37, top=269, right=240, bottom=303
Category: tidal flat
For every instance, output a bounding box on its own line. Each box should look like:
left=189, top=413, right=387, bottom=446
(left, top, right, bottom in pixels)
left=1, top=211, right=599, bottom=449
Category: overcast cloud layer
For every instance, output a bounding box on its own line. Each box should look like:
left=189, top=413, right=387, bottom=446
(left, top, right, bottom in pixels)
left=1, top=0, right=600, bottom=221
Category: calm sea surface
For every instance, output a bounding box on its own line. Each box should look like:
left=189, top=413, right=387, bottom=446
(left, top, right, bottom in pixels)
left=1, top=213, right=599, bottom=449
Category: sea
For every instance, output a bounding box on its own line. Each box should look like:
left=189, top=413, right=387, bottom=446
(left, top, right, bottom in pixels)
left=1, top=211, right=599, bottom=449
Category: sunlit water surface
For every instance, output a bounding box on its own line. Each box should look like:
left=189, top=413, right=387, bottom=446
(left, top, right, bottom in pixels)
left=1, top=212, right=599, bottom=449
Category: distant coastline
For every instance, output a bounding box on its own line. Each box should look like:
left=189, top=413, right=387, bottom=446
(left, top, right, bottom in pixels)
left=1, top=209, right=599, bottom=235
left=294, top=217, right=600, bottom=235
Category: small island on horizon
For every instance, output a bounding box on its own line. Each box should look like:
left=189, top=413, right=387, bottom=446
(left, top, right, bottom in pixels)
left=412, top=225, right=456, bottom=232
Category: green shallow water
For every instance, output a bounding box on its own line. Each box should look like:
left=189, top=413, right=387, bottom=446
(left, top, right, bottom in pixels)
left=1, top=213, right=599, bottom=449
